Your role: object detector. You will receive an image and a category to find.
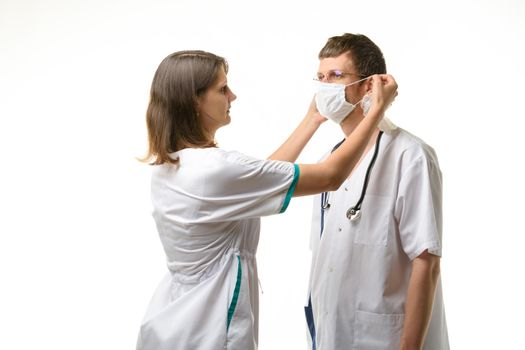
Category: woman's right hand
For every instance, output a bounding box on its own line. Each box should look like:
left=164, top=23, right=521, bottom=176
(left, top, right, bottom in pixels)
left=369, top=74, right=398, bottom=118
left=306, top=95, right=328, bottom=127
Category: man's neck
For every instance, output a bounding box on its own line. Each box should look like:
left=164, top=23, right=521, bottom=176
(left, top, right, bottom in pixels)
left=340, top=113, right=379, bottom=151
left=340, top=114, right=363, bottom=137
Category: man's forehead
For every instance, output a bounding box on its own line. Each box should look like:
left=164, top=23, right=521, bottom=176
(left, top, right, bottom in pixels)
left=318, top=55, right=355, bottom=72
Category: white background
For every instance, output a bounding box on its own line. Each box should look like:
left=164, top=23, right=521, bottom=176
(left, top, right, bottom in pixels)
left=1, top=0, right=524, bottom=349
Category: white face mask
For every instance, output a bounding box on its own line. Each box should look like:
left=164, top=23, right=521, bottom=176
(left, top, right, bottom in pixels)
left=361, top=93, right=372, bottom=116
left=314, top=77, right=368, bottom=124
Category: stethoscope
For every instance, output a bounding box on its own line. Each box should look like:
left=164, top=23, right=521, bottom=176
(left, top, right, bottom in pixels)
left=321, top=130, right=384, bottom=226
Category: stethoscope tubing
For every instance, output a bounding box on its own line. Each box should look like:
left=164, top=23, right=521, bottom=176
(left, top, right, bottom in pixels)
left=320, top=130, right=384, bottom=222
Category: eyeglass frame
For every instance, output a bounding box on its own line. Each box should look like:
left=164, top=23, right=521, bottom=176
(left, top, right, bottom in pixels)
left=314, top=70, right=365, bottom=83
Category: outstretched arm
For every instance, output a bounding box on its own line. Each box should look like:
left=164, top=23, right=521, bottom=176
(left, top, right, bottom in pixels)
left=293, top=74, right=398, bottom=196
left=268, top=98, right=326, bottom=162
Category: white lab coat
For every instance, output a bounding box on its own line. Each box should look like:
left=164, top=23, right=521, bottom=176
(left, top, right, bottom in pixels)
left=136, top=147, right=299, bottom=350
left=307, top=123, right=449, bottom=349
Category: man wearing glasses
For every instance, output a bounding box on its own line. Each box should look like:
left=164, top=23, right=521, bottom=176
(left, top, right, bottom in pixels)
left=305, top=33, right=450, bottom=350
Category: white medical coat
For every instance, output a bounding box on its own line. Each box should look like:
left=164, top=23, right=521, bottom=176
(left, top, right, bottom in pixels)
left=307, top=124, right=449, bottom=349
left=136, top=147, right=299, bottom=350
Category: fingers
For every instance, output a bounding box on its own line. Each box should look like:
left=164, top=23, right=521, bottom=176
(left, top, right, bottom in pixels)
left=369, top=74, right=398, bottom=113
left=384, top=74, right=398, bottom=93
left=374, top=74, right=398, bottom=96
left=371, top=74, right=383, bottom=90
left=371, top=74, right=396, bottom=85
left=309, top=95, right=319, bottom=112
left=306, top=94, right=325, bottom=123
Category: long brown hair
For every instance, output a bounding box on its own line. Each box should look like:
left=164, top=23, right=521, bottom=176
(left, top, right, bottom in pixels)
left=141, top=50, right=228, bottom=165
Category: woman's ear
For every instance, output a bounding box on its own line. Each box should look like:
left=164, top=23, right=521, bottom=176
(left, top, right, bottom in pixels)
left=194, top=98, right=201, bottom=117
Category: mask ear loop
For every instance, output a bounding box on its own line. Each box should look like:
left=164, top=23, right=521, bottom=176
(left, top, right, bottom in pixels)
left=343, top=75, right=370, bottom=87
left=344, top=76, right=371, bottom=106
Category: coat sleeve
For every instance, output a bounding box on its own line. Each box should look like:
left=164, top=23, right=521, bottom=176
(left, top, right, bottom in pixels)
left=195, top=150, right=300, bottom=222
left=394, top=146, right=443, bottom=260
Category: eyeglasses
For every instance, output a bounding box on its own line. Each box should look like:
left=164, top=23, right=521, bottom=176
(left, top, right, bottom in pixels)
left=314, top=70, right=364, bottom=83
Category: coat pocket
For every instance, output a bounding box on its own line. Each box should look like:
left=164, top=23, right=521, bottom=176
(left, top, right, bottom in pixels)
left=354, top=310, right=404, bottom=349
left=352, top=195, right=392, bottom=246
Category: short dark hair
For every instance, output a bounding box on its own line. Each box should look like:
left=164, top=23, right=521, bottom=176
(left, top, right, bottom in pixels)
left=142, top=50, right=228, bottom=165
left=319, top=33, right=386, bottom=76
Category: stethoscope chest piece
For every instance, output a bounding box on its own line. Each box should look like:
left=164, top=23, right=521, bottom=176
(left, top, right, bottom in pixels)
left=346, top=207, right=361, bottom=221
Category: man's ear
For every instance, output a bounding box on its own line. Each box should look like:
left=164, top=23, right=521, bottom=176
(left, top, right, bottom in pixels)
left=365, top=77, right=373, bottom=93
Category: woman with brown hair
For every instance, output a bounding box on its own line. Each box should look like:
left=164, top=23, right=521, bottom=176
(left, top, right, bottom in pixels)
left=136, top=50, right=397, bottom=350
